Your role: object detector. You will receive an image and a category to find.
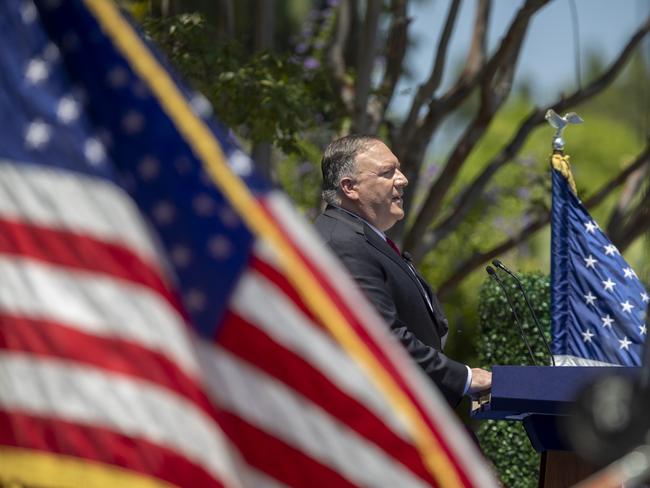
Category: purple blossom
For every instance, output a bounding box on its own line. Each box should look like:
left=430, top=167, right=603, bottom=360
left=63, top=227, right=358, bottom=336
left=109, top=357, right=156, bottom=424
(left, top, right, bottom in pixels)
left=295, top=42, right=308, bottom=54
left=327, top=0, right=340, bottom=6
left=303, top=56, right=320, bottom=70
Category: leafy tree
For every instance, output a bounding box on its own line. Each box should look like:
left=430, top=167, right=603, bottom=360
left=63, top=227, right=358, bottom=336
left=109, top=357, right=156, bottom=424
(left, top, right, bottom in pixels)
left=133, top=0, right=650, bottom=296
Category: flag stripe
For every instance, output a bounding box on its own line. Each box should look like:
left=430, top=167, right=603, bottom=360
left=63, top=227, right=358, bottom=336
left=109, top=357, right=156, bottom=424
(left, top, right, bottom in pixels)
left=0, top=160, right=158, bottom=265
left=0, top=217, right=181, bottom=312
left=217, top=310, right=436, bottom=485
left=0, top=352, right=241, bottom=486
left=0, top=256, right=198, bottom=377
left=0, top=314, right=211, bottom=410
left=198, top=344, right=430, bottom=488
left=217, top=410, right=358, bottom=488
left=0, top=413, right=222, bottom=488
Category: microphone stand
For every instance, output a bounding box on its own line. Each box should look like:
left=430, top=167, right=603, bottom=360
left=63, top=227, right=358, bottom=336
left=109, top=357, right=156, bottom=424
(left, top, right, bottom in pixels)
left=493, top=260, right=556, bottom=366
left=486, top=266, right=537, bottom=365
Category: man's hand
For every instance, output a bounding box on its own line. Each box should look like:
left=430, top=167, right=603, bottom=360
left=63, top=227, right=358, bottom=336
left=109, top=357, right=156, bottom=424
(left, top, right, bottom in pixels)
left=468, top=368, right=492, bottom=397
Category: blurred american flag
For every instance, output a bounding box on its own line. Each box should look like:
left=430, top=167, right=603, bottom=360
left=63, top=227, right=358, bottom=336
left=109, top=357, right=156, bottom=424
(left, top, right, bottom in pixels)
left=0, top=1, right=496, bottom=487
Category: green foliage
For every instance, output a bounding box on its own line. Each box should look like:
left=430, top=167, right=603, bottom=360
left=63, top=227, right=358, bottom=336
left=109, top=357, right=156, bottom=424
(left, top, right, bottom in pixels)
left=476, top=271, right=551, bottom=488
left=141, top=13, right=341, bottom=155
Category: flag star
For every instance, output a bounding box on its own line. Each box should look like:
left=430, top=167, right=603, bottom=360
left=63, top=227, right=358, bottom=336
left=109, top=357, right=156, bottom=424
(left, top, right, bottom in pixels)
left=584, top=221, right=598, bottom=234
left=189, top=92, right=213, bottom=118
left=640, top=324, right=647, bottom=336
left=584, top=255, right=598, bottom=269
left=229, top=149, right=253, bottom=177
left=618, top=336, right=631, bottom=351
left=219, top=206, right=240, bottom=228
left=84, top=138, right=106, bottom=165
left=193, top=194, right=216, bottom=216
left=152, top=201, right=175, bottom=225
left=622, top=267, right=636, bottom=279
left=584, top=292, right=597, bottom=306
left=138, top=156, right=160, bottom=180
left=42, top=42, right=60, bottom=62
left=620, top=301, right=634, bottom=313
left=601, top=314, right=614, bottom=328
left=20, top=2, right=38, bottom=23
left=121, top=110, right=144, bottom=134
left=24, top=120, right=51, bottom=149
left=25, top=58, right=48, bottom=84
left=604, top=244, right=619, bottom=256
left=56, top=96, right=80, bottom=123
left=581, top=329, right=595, bottom=343
left=602, top=278, right=616, bottom=292
left=208, top=235, right=232, bottom=259
left=107, top=66, right=129, bottom=88
left=184, top=289, right=205, bottom=312
left=642, top=292, right=649, bottom=303
left=171, top=245, right=192, bottom=267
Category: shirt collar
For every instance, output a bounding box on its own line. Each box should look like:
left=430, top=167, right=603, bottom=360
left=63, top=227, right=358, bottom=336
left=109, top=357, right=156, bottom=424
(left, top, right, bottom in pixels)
left=334, top=205, right=387, bottom=241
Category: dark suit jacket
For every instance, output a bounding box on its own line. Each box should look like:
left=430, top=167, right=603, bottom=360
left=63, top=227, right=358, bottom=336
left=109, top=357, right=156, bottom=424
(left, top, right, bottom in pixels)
left=314, top=205, right=467, bottom=406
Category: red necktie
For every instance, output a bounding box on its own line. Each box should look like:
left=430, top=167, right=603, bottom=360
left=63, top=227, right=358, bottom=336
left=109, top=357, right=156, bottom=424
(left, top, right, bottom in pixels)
left=386, top=237, right=401, bottom=256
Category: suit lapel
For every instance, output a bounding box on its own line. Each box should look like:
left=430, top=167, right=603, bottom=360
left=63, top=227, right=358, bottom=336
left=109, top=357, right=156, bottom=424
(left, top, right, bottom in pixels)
left=322, top=206, right=447, bottom=334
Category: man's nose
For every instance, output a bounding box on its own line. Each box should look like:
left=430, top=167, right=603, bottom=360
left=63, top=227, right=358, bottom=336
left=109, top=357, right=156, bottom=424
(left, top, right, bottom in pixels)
left=395, top=169, right=408, bottom=188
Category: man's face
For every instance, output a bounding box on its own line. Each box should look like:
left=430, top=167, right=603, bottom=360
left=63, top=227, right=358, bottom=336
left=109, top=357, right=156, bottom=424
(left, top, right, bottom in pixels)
left=342, top=141, right=408, bottom=232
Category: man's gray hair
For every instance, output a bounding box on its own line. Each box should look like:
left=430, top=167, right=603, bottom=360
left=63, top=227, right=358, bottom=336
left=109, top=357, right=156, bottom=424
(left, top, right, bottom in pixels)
left=321, top=134, right=382, bottom=205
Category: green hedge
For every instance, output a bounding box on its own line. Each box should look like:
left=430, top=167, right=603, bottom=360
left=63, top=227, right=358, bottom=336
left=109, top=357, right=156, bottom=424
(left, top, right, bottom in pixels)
left=476, top=271, right=551, bottom=488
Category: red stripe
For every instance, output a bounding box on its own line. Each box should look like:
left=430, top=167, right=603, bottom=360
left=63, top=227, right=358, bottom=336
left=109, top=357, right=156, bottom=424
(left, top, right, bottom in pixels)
left=0, top=218, right=186, bottom=319
left=217, top=310, right=436, bottom=485
left=0, top=314, right=217, bottom=421
left=218, top=410, right=357, bottom=488
left=0, top=410, right=224, bottom=487
left=257, top=201, right=473, bottom=486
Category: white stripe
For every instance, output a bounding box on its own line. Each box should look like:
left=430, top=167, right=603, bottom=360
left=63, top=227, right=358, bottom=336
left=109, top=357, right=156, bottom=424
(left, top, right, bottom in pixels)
left=553, top=354, right=619, bottom=367
left=0, top=352, right=242, bottom=488
left=231, top=267, right=410, bottom=438
left=0, top=256, right=198, bottom=377
left=0, top=160, right=159, bottom=265
left=198, top=344, right=429, bottom=488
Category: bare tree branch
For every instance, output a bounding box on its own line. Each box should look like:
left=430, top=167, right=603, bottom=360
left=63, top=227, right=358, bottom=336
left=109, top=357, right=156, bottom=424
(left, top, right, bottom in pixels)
left=459, top=0, right=491, bottom=82
left=392, top=0, right=547, bottom=238
left=372, top=0, right=410, bottom=133
left=403, top=6, right=535, bottom=256
left=606, top=164, right=646, bottom=237
left=405, top=0, right=548, bottom=161
left=399, top=0, right=461, bottom=144
left=612, top=188, right=650, bottom=251
left=352, top=0, right=382, bottom=132
left=412, top=16, right=650, bottom=259
left=327, top=0, right=354, bottom=111
left=436, top=144, right=650, bottom=298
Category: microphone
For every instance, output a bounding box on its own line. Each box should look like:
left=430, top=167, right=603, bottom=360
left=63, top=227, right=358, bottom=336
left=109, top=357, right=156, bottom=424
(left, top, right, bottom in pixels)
left=492, top=259, right=555, bottom=366
left=486, top=266, right=537, bottom=365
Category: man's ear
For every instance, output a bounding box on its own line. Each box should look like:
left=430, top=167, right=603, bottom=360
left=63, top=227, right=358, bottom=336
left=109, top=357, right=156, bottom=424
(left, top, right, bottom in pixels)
left=339, top=177, right=358, bottom=200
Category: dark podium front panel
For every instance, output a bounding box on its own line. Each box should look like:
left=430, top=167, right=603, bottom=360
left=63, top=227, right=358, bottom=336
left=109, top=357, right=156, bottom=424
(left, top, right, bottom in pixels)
left=472, top=365, right=639, bottom=452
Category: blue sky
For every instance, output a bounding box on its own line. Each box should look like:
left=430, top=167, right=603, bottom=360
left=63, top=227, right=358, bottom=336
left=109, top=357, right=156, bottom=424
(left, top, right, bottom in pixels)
left=392, top=0, right=649, bottom=112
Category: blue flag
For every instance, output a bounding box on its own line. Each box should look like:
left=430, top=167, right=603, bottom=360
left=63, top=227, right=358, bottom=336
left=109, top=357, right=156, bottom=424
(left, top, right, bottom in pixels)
left=550, top=155, right=648, bottom=366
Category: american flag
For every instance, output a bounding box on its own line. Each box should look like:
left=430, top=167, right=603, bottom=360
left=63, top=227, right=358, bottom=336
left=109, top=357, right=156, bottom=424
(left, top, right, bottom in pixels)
left=550, top=154, right=648, bottom=366
left=0, top=1, right=497, bottom=487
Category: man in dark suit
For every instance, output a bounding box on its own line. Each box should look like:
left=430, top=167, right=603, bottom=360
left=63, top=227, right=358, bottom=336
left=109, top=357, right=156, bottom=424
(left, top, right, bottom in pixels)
left=314, top=134, right=491, bottom=407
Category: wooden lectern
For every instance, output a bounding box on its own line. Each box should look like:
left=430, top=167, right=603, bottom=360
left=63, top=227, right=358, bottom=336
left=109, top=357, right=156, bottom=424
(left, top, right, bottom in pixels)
left=472, top=366, right=640, bottom=488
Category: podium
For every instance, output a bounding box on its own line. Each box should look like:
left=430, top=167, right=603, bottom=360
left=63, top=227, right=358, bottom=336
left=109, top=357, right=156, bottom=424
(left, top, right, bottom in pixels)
left=472, top=366, right=640, bottom=488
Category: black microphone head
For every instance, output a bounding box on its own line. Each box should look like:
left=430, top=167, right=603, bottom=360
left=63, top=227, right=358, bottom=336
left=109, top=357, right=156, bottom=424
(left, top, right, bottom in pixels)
left=402, top=251, right=412, bottom=261
left=485, top=265, right=496, bottom=275
left=492, top=259, right=503, bottom=268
